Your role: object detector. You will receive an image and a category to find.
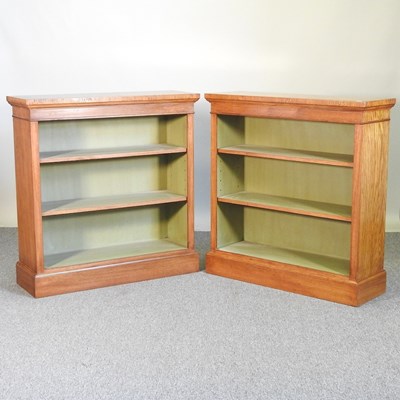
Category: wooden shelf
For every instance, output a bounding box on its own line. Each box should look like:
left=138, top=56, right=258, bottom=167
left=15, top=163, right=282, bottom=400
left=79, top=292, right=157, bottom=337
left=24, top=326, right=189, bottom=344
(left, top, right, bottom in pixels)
left=42, top=190, right=186, bottom=216
left=207, top=92, right=395, bottom=305
left=218, top=192, right=351, bottom=221
left=218, top=144, right=353, bottom=167
left=40, top=144, right=186, bottom=163
left=220, top=241, right=350, bottom=276
left=44, top=239, right=187, bottom=269
left=8, top=91, right=199, bottom=297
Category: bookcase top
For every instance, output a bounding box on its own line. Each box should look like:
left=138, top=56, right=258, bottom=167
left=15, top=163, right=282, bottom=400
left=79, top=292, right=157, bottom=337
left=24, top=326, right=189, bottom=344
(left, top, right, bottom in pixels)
left=7, top=91, right=200, bottom=108
left=205, top=92, right=396, bottom=109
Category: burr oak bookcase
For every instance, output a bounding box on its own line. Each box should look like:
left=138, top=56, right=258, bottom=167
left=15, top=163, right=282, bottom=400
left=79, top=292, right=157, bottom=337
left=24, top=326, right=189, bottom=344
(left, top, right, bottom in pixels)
left=205, top=92, right=396, bottom=306
left=7, top=91, right=200, bottom=297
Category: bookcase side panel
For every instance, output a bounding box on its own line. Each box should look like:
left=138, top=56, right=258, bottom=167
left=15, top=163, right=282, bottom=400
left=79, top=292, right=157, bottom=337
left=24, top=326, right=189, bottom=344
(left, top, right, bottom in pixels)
left=167, top=203, right=188, bottom=247
left=217, top=115, right=244, bottom=147
left=185, top=114, right=195, bottom=249
left=165, top=115, right=187, bottom=147
left=13, top=117, right=44, bottom=271
left=217, top=203, right=244, bottom=248
left=210, top=113, right=218, bottom=251
left=217, top=155, right=244, bottom=196
left=352, top=121, right=389, bottom=281
left=166, top=155, right=187, bottom=196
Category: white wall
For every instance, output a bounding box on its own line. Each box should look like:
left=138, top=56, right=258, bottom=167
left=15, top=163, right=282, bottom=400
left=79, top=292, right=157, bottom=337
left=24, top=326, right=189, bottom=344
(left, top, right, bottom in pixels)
left=0, top=0, right=399, bottom=230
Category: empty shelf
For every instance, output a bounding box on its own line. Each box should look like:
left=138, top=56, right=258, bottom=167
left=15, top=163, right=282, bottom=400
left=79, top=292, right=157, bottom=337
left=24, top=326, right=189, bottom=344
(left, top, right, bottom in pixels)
left=218, top=192, right=351, bottom=221
left=40, top=144, right=186, bottom=163
left=218, top=145, right=353, bottom=166
left=42, top=191, right=186, bottom=216
left=220, top=241, right=349, bottom=275
left=44, top=239, right=187, bottom=269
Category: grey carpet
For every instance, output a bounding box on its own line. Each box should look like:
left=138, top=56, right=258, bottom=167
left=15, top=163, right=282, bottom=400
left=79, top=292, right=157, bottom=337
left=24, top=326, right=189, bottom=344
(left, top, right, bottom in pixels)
left=0, top=228, right=399, bottom=400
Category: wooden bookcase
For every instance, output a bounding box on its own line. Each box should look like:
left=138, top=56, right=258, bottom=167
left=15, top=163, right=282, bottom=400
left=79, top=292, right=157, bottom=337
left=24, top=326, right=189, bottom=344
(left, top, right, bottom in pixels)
left=205, top=92, right=396, bottom=306
left=7, top=91, right=200, bottom=297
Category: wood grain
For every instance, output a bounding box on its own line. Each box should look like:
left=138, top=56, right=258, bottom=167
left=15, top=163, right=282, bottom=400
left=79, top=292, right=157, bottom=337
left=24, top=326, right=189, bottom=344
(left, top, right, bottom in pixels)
left=17, top=250, right=199, bottom=298
left=210, top=114, right=218, bottom=251
left=206, top=92, right=395, bottom=305
left=13, top=118, right=44, bottom=272
left=218, top=144, right=353, bottom=167
left=206, top=250, right=385, bottom=306
left=40, top=144, right=186, bottom=163
left=218, top=192, right=351, bottom=221
left=9, top=91, right=200, bottom=297
left=205, top=92, right=395, bottom=108
left=186, top=114, right=195, bottom=250
left=41, top=191, right=186, bottom=216
left=205, top=93, right=394, bottom=124
left=7, top=91, right=200, bottom=107
left=351, top=122, right=389, bottom=281
left=25, top=103, right=196, bottom=122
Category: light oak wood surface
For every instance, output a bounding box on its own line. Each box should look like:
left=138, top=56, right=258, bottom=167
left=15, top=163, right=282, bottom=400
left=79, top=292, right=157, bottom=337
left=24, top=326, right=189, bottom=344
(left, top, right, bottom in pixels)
left=40, top=144, right=186, bottom=163
left=206, top=92, right=395, bottom=306
left=218, top=145, right=353, bottom=166
left=41, top=191, right=186, bottom=216
left=218, top=192, right=351, bottom=221
left=7, top=91, right=199, bottom=107
left=8, top=91, right=200, bottom=297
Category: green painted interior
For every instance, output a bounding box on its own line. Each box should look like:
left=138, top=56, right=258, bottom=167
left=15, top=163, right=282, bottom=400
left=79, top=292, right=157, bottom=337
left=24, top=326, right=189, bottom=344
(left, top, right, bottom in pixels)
left=220, top=241, right=349, bottom=275
left=217, top=203, right=350, bottom=275
left=217, top=115, right=354, bottom=156
left=215, top=115, right=355, bottom=275
left=217, top=202, right=243, bottom=247
left=40, top=154, right=187, bottom=203
left=166, top=115, right=187, bottom=147
left=217, top=115, right=245, bottom=148
left=218, top=155, right=352, bottom=206
left=39, top=115, right=189, bottom=269
left=44, top=240, right=186, bottom=269
left=244, top=207, right=350, bottom=259
left=167, top=202, right=188, bottom=247
left=217, top=154, right=244, bottom=196
left=167, top=153, right=187, bottom=196
left=246, top=158, right=352, bottom=205
left=39, top=115, right=187, bottom=152
left=43, top=203, right=188, bottom=268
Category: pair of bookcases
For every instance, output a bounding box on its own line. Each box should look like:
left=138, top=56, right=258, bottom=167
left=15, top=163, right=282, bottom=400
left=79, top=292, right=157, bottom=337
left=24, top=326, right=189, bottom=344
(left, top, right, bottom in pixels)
left=7, top=91, right=396, bottom=305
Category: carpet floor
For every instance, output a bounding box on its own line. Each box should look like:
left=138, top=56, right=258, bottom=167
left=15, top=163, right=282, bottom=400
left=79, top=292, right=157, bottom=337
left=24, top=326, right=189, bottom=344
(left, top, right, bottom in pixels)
left=0, top=229, right=399, bottom=399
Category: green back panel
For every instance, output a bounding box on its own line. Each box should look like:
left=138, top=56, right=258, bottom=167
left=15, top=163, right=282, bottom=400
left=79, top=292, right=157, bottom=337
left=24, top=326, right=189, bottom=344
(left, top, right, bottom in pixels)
left=245, top=118, right=354, bottom=155
left=41, top=155, right=186, bottom=202
left=244, top=207, right=350, bottom=260
left=39, top=115, right=187, bottom=152
left=43, top=203, right=188, bottom=258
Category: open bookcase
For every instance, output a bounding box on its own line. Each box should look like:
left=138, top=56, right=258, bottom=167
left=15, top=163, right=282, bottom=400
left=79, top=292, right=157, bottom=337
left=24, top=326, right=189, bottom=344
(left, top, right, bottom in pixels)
left=7, top=91, right=200, bottom=297
left=205, top=92, right=396, bottom=306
